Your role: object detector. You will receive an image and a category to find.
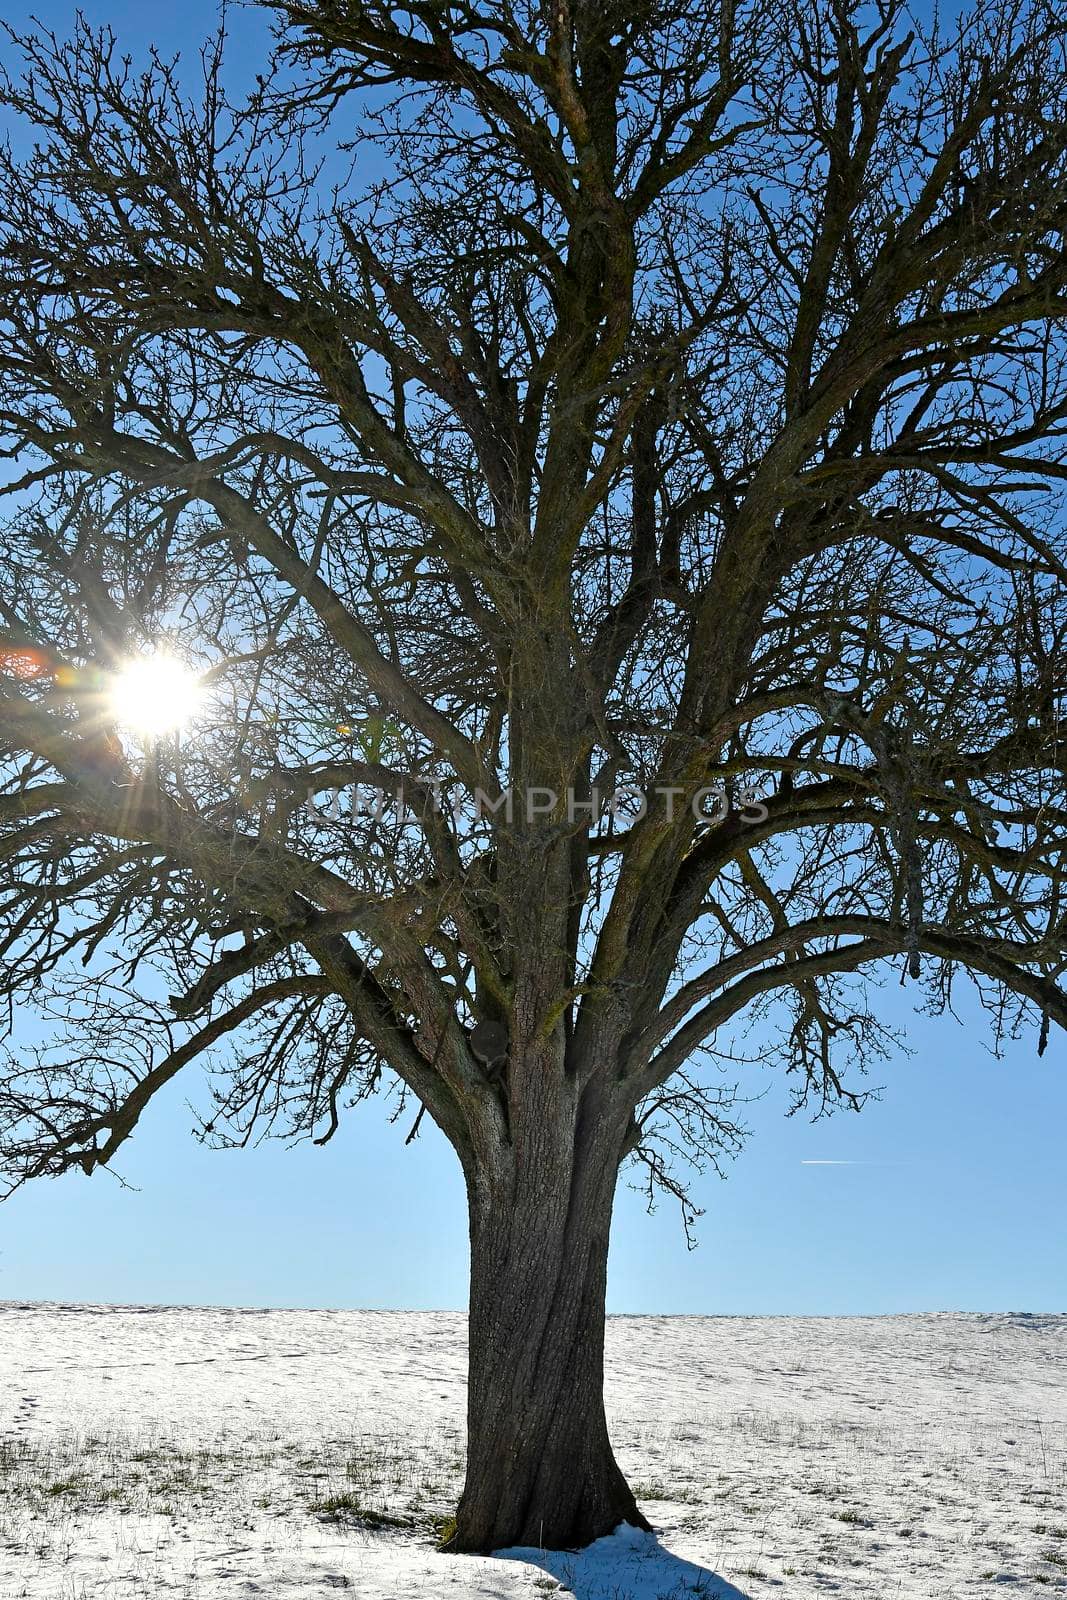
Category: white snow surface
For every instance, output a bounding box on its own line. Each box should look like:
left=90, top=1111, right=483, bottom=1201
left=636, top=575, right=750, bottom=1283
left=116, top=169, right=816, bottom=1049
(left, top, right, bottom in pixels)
left=0, top=1303, right=1064, bottom=1597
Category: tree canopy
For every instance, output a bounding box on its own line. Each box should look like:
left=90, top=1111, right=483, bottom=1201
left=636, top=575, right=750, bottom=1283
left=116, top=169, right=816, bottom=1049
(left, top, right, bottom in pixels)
left=0, top=0, right=1065, bottom=1548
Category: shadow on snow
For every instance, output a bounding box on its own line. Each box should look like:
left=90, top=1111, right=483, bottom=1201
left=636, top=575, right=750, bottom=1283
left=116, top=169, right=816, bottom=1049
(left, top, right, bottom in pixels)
left=494, top=1523, right=755, bottom=1599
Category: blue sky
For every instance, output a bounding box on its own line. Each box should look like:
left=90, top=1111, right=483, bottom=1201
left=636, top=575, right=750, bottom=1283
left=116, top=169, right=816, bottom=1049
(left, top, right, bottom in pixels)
left=0, top=0, right=1064, bottom=1315
left=3, top=988, right=1064, bottom=1313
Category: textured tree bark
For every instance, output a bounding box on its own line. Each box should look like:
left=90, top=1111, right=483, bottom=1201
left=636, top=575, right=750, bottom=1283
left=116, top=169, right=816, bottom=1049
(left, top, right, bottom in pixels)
left=449, top=1082, right=649, bottom=1553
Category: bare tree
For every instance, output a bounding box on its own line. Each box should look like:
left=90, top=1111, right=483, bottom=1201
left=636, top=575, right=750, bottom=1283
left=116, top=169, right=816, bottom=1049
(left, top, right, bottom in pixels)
left=0, top=0, right=1065, bottom=1551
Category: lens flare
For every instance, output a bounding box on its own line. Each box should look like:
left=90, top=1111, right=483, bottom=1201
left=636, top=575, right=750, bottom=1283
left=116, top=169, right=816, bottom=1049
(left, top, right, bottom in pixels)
left=0, top=646, right=52, bottom=681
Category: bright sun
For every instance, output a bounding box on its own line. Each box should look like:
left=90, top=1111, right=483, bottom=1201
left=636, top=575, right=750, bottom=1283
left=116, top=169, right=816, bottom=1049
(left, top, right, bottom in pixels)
left=109, top=654, right=205, bottom=738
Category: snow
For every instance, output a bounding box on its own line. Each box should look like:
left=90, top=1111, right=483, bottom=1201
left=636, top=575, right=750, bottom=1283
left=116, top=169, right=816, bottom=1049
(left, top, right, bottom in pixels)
left=497, top=1523, right=751, bottom=1597
left=0, top=1304, right=1064, bottom=1597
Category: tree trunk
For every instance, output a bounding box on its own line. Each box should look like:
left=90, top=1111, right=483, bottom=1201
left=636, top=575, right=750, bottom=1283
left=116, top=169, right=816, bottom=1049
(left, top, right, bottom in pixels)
left=449, top=1084, right=648, bottom=1553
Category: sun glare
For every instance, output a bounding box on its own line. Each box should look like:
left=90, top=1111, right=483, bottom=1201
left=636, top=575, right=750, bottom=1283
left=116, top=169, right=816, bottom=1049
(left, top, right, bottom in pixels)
left=109, top=654, right=205, bottom=738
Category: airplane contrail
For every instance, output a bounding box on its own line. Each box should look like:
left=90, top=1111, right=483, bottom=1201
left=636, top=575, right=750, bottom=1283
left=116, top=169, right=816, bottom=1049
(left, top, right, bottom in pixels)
left=801, top=1159, right=911, bottom=1167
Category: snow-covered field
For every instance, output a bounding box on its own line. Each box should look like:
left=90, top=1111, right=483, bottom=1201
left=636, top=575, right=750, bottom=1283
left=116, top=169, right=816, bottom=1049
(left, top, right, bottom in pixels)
left=0, top=1304, right=1064, bottom=1598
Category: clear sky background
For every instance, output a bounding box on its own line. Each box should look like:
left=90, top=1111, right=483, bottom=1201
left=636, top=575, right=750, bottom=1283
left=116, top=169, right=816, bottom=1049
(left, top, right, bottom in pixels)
left=1, top=0, right=1064, bottom=1316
